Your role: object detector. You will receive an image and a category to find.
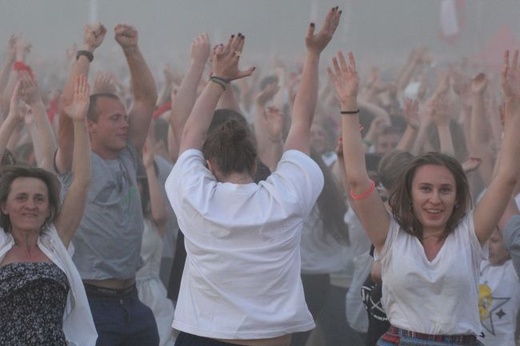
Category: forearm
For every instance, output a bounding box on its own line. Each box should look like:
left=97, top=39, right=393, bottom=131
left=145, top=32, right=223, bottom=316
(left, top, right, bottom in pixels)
left=146, top=164, right=167, bottom=233
left=156, top=82, right=172, bottom=107
left=411, top=123, right=430, bottom=156
left=179, top=81, right=224, bottom=152
left=124, top=46, right=157, bottom=107
left=470, top=94, right=491, bottom=150
left=170, top=60, right=206, bottom=144
left=71, top=119, right=91, bottom=192
left=396, top=126, right=417, bottom=151
left=57, top=47, right=94, bottom=172
left=257, top=138, right=283, bottom=172
left=341, top=97, right=370, bottom=189
left=28, top=100, right=57, bottom=171
left=0, top=115, right=21, bottom=159
left=216, top=83, right=241, bottom=112
left=437, top=124, right=455, bottom=157
left=1, top=71, right=17, bottom=117
left=284, top=52, right=319, bottom=153
left=0, top=55, right=15, bottom=108
left=253, top=103, right=280, bottom=170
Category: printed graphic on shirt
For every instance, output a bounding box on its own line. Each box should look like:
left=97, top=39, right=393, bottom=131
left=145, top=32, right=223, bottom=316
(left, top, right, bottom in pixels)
left=362, top=281, right=388, bottom=322
left=478, top=283, right=510, bottom=336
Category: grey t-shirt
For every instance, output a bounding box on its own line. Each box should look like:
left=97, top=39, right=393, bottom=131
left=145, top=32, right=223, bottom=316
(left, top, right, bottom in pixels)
left=60, top=145, right=144, bottom=280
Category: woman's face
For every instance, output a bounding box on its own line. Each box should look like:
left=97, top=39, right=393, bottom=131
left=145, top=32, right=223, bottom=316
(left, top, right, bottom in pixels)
left=310, top=123, right=328, bottom=154
left=3, top=177, right=50, bottom=232
left=411, top=164, right=457, bottom=234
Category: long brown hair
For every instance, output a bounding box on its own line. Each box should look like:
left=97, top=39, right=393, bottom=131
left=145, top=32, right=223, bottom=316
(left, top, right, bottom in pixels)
left=311, top=151, right=349, bottom=244
left=388, top=152, right=471, bottom=239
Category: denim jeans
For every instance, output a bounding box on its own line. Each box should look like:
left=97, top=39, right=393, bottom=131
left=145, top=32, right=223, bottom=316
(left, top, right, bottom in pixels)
left=85, top=284, right=159, bottom=346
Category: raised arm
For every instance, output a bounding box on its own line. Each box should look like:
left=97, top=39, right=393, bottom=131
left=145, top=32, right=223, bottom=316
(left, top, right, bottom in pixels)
left=55, top=75, right=91, bottom=247
left=2, top=37, right=31, bottom=117
left=0, top=35, right=17, bottom=117
left=253, top=81, right=284, bottom=171
left=396, top=98, right=419, bottom=151
left=169, top=33, right=210, bottom=158
left=19, top=72, right=57, bottom=172
left=92, top=72, right=118, bottom=95
left=328, top=51, right=389, bottom=251
left=142, top=136, right=167, bottom=237
left=284, top=7, right=340, bottom=154
left=474, top=50, right=520, bottom=245
left=0, top=78, right=24, bottom=160
left=431, top=95, right=456, bottom=157
left=115, top=24, right=158, bottom=152
left=468, top=73, right=495, bottom=186
left=178, top=34, right=254, bottom=153
left=56, top=23, right=106, bottom=173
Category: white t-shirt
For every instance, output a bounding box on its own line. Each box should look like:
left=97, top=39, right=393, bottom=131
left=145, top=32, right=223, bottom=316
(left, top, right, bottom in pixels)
left=376, top=212, right=485, bottom=335
left=300, top=205, right=348, bottom=274
left=165, top=149, right=324, bottom=340
left=478, top=260, right=520, bottom=346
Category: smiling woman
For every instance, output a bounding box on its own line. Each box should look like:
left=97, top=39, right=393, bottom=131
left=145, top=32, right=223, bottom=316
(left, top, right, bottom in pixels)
left=328, top=48, right=520, bottom=345
left=0, top=75, right=97, bottom=345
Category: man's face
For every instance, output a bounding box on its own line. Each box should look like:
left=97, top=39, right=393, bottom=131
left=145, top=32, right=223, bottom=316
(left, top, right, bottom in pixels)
left=375, top=132, right=400, bottom=155
left=89, top=97, right=129, bottom=158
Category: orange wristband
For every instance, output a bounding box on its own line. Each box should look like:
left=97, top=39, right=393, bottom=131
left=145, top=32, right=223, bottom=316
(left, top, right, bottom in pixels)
left=350, top=180, right=376, bottom=200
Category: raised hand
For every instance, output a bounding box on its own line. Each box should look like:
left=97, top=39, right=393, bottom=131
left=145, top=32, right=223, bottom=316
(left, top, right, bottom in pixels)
left=114, top=24, right=138, bottom=49
left=7, top=34, right=17, bottom=61
left=93, top=72, right=117, bottom=94
left=431, top=95, right=453, bottom=127
left=15, top=37, right=31, bottom=60
left=19, top=71, right=41, bottom=105
left=305, top=6, right=341, bottom=54
left=502, top=50, right=520, bottom=100
left=211, top=34, right=255, bottom=81
left=461, top=157, right=482, bottom=174
left=256, top=82, right=280, bottom=106
left=327, top=51, right=359, bottom=102
left=403, top=98, right=420, bottom=130
left=471, top=73, right=488, bottom=95
left=7, top=79, right=24, bottom=123
left=63, top=74, right=90, bottom=122
left=83, top=22, right=106, bottom=51
left=451, top=70, right=470, bottom=96
left=190, top=33, right=211, bottom=67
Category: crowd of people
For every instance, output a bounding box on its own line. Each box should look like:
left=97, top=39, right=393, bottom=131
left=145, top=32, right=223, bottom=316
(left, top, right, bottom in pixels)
left=0, top=5, right=520, bottom=346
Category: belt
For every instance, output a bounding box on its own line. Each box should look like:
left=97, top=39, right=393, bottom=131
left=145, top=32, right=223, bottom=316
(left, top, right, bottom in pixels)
left=388, top=326, right=477, bottom=344
left=83, top=282, right=136, bottom=297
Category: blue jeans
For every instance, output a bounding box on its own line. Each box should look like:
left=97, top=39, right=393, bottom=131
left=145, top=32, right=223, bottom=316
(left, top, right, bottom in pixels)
left=85, top=284, right=159, bottom=346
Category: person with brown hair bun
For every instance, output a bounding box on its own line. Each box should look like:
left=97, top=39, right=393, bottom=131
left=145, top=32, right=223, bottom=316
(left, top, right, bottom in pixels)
left=166, top=7, right=341, bottom=346
left=0, top=75, right=96, bottom=345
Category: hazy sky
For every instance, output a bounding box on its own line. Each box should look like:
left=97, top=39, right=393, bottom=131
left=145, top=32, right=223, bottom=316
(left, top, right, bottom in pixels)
left=1, top=1, right=519, bottom=76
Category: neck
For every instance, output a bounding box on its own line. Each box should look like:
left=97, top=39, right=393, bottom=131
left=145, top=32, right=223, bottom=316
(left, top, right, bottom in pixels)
left=92, top=144, right=119, bottom=160
left=219, top=172, right=254, bottom=184
left=421, top=229, right=446, bottom=242
left=12, top=229, right=39, bottom=250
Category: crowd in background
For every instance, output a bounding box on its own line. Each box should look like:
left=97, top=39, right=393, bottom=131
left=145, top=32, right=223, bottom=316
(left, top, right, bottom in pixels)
left=0, top=6, right=520, bottom=346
